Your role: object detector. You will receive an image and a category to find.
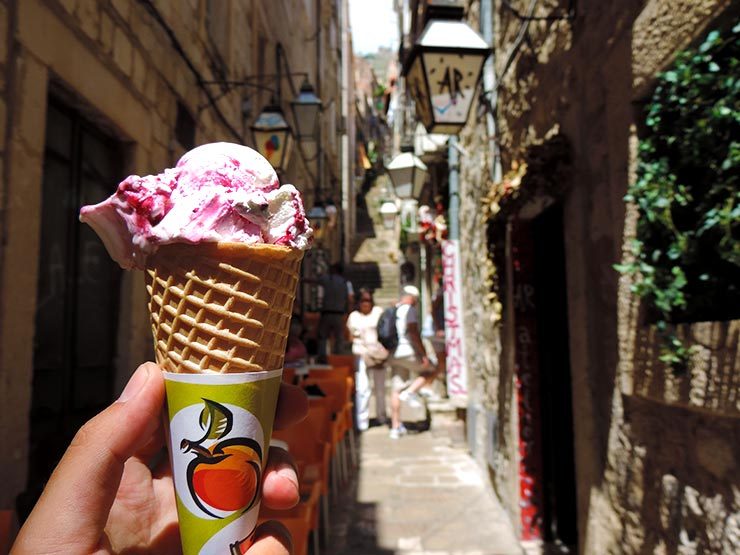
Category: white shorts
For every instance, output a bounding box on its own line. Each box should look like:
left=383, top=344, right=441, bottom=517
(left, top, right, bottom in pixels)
left=389, top=355, right=426, bottom=391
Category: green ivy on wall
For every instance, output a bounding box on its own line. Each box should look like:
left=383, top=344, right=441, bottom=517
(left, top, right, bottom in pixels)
left=616, top=23, right=740, bottom=369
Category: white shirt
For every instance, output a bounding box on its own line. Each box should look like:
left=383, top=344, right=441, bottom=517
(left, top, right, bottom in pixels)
left=394, top=302, right=418, bottom=358
left=346, top=306, right=383, bottom=356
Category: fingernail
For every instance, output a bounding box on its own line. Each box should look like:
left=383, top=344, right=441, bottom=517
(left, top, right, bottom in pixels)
left=118, top=365, right=151, bottom=403
left=276, top=460, right=299, bottom=489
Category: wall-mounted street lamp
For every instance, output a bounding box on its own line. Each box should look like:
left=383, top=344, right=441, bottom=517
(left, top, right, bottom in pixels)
left=400, top=199, right=420, bottom=242
left=379, top=200, right=399, bottom=230
left=385, top=147, right=429, bottom=200
left=250, top=102, right=294, bottom=173
left=202, top=44, right=323, bottom=176
left=291, top=79, right=322, bottom=142
left=306, top=202, right=328, bottom=240
left=402, top=4, right=490, bottom=135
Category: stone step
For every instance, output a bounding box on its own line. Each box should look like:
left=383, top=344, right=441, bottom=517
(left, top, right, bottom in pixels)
left=345, top=261, right=399, bottom=306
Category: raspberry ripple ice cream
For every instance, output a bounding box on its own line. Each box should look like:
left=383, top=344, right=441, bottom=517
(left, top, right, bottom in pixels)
left=80, top=142, right=312, bottom=269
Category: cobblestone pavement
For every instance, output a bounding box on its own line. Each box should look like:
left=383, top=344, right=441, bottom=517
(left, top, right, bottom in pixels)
left=323, top=409, right=524, bottom=555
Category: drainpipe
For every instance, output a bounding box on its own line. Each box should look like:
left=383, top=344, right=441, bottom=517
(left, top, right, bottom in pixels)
left=481, top=0, right=501, bottom=183
left=447, top=136, right=460, bottom=240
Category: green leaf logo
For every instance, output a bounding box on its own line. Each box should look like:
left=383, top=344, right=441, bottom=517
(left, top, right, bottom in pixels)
left=198, top=399, right=233, bottom=441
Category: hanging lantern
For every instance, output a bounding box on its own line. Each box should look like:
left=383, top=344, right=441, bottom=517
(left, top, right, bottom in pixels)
left=307, top=203, right=328, bottom=240
left=385, top=149, right=428, bottom=200
left=400, top=199, right=420, bottom=242
left=403, top=14, right=490, bottom=135
left=379, top=200, right=399, bottom=230
left=250, top=103, right=293, bottom=173
left=290, top=79, right=322, bottom=142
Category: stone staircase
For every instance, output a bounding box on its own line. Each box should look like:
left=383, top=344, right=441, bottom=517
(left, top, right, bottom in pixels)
left=345, top=175, right=400, bottom=309
left=345, top=259, right=399, bottom=309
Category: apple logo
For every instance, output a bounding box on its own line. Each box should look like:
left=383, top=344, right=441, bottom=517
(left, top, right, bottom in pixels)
left=179, top=399, right=263, bottom=519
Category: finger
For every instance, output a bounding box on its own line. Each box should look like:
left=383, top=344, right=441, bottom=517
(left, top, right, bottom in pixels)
left=273, top=383, right=308, bottom=429
left=248, top=520, right=292, bottom=555
left=261, top=447, right=299, bottom=510
left=13, top=363, right=165, bottom=552
left=132, top=416, right=167, bottom=464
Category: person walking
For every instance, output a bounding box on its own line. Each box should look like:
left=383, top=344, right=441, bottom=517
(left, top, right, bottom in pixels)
left=389, top=285, right=436, bottom=439
left=311, top=263, right=354, bottom=362
left=346, top=289, right=389, bottom=431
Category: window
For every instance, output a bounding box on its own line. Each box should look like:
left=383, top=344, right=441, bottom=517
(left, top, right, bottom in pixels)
left=175, top=101, right=195, bottom=150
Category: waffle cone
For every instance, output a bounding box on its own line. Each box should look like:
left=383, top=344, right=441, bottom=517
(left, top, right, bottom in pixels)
left=145, top=242, right=304, bottom=374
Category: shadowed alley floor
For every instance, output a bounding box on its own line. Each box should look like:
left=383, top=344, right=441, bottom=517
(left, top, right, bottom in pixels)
left=323, top=409, right=523, bottom=555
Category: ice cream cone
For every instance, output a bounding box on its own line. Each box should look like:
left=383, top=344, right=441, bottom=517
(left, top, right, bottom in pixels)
left=146, top=241, right=304, bottom=374
left=79, top=141, right=312, bottom=554
left=148, top=241, right=304, bottom=554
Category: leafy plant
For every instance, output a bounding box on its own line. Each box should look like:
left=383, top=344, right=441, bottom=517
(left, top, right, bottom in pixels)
left=616, top=23, right=740, bottom=370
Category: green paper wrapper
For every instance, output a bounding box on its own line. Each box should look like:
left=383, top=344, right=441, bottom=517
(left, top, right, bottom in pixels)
left=164, top=369, right=282, bottom=555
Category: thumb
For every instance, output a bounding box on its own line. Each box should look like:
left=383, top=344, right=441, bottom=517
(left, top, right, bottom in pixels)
left=13, top=362, right=165, bottom=552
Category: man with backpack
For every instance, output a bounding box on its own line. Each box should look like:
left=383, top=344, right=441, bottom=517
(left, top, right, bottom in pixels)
left=308, top=263, right=354, bottom=363
left=388, top=285, right=435, bottom=439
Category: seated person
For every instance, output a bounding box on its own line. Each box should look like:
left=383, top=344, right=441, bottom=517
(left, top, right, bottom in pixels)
left=284, top=317, right=308, bottom=366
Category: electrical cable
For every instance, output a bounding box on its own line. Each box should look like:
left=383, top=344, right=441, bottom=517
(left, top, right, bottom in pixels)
left=502, top=0, right=575, bottom=21
left=136, top=0, right=243, bottom=142
left=137, top=2, right=319, bottom=184
left=496, top=0, right=540, bottom=90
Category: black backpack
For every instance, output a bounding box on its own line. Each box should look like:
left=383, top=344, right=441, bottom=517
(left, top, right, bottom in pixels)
left=376, top=306, right=399, bottom=352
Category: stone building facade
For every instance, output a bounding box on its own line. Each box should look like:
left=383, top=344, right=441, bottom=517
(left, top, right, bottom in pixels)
left=0, top=0, right=351, bottom=515
left=424, top=0, right=739, bottom=553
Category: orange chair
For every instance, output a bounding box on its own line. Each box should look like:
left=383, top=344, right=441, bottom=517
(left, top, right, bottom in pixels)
left=303, top=377, right=348, bottom=489
left=323, top=357, right=358, bottom=465
left=303, top=375, right=355, bottom=484
left=258, top=480, right=321, bottom=555
left=305, top=401, right=334, bottom=544
left=328, top=354, right=355, bottom=372
left=270, top=415, right=329, bottom=555
left=272, top=412, right=330, bottom=501
left=324, top=358, right=356, bottom=390
left=282, top=366, right=296, bottom=384
left=308, top=364, right=353, bottom=389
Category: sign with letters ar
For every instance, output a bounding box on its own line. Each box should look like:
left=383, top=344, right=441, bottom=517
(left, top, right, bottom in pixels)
left=402, top=18, right=489, bottom=135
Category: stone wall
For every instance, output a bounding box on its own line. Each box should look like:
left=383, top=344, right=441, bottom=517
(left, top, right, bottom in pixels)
left=458, top=0, right=739, bottom=552
left=0, top=0, right=339, bottom=509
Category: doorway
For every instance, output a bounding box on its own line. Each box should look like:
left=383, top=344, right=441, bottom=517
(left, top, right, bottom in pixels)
left=532, top=204, right=578, bottom=550
left=19, top=97, right=124, bottom=518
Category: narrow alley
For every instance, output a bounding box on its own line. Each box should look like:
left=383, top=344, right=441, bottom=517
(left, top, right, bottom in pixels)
left=1, top=1, right=738, bottom=554
left=323, top=406, right=523, bottom=555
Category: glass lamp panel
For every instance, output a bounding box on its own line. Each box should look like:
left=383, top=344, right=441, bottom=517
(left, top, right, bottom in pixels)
left=307, top=205, right=327, bottom=239
left=281, top=132, right=294, bottom=172
left=406, top=55, right=433, bottom=130
left=422, top=51, right=486, bottom=131
left=388, top=165, right=414, bottom=199
left=413, top=166, right=427, bottom=198
left=291, top=101, right=320, bottom=141
left=379, top=201, right=398, bottom=230
left=251, top=107, right=292, bottom=170
left=253, top=128, right=290, bottom=170
left=387, top=152, right=428, bottom=199
left=400, top=199, right=419, bottom=234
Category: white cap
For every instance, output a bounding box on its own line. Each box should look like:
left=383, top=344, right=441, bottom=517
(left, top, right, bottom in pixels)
left=402, top=285, right=420, bottom=298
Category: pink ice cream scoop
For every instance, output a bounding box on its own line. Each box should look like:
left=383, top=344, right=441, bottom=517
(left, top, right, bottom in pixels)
left=80, top=142, right=313, bottom=269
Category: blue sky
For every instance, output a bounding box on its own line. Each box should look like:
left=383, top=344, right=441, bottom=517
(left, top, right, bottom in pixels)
left=349, top=0, right=399, bottom=55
